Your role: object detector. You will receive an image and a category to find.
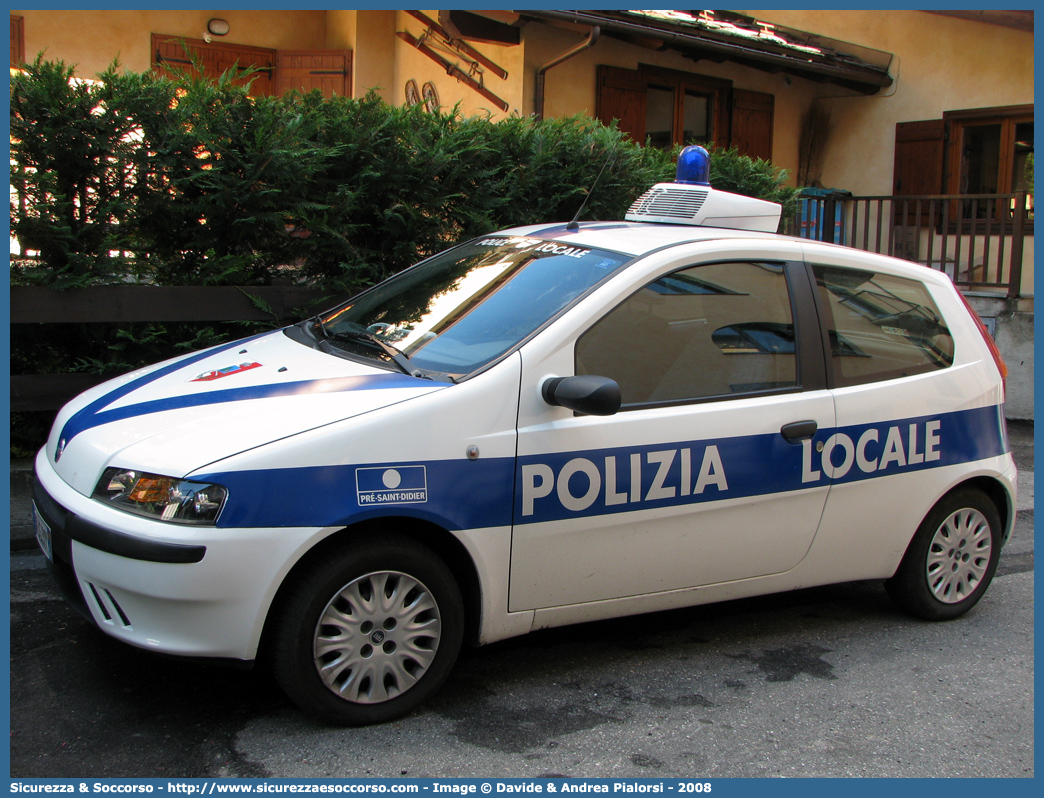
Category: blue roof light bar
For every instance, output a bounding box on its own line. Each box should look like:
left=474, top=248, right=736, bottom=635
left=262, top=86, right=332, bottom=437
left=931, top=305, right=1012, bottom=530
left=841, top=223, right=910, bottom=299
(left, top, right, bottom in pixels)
left=675, top=145, right=712, bottom=186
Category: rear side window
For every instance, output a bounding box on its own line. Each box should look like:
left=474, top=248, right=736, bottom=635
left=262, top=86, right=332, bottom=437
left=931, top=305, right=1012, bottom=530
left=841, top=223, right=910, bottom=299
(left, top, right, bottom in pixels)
left=812, top=264, right=954, bottom=387
left=576, top=261, right=797, bottom=406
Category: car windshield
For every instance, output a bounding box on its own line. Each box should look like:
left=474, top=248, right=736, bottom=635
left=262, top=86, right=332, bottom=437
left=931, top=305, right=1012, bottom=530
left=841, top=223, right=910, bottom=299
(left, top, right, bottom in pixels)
left=305, top=236, right=631, bottom=380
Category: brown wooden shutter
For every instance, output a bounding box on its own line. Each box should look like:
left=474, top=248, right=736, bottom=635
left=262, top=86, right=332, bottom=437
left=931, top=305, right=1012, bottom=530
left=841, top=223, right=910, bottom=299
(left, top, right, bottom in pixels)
left=152, top=35, right=275, bottom=96
left=275, top=50, right=352, bottom=98
left=11, top=15, right=24, bottom=66
left=893, top=119, right=946, bottom=196
left=893, top=119, right=946, bottom=224
left=730, top=89, right=774, bottom=160
left=596, top=65, right=647, bottom=143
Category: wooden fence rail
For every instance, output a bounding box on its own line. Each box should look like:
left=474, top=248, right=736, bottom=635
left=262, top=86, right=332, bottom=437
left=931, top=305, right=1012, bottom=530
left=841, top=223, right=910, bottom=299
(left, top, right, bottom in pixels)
left=11, top=284, right=344, bottom=412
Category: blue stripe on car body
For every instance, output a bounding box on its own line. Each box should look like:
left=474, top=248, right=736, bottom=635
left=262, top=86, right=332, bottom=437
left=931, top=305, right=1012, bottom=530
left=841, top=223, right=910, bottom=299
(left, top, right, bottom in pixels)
left=57, top=333, right=432, bottom=452
left=194, top=405, right=1006, bottom=531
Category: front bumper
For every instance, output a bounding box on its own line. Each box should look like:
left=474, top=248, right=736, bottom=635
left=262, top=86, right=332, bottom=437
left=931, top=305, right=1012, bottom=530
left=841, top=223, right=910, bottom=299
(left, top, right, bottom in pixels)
left=34, top=451, right=329, bottom=660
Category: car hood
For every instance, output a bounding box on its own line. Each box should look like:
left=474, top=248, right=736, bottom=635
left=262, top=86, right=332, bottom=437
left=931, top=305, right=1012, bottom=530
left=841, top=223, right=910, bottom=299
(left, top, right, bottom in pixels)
left=47, top=330, right=447, bottom=497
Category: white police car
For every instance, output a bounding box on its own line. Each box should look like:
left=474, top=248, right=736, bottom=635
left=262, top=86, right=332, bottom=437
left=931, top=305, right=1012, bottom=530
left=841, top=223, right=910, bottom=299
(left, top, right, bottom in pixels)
left=33, top=147, right=1016, bottom=725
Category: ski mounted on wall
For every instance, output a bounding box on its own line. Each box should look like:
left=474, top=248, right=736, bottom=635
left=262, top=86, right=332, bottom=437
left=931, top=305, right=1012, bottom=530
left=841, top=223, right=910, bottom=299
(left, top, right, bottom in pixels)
left=397, top=10, right=509, bottom=112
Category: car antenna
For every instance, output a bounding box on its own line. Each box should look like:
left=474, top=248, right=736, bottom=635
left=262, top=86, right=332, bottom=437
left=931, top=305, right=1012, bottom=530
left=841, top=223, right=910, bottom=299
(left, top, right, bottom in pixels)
left=566, top=147, right=618, bottom=231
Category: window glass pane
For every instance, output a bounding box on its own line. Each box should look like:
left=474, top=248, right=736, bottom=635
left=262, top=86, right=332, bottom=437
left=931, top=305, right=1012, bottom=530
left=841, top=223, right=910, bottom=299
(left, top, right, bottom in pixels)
left=645, top=85, right=675, bottom=149
left=959, top=123, right=1002, bottom=194
left=576, top=262, right=796, bottom=405
left=812, top=265, right=954, bottom=387
left=682, top=91, right=710, bottom=144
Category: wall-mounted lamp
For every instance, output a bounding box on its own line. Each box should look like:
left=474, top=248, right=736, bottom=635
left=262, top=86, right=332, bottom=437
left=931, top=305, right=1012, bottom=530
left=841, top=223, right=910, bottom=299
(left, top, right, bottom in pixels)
left=207, top=18, right=230, bottom=36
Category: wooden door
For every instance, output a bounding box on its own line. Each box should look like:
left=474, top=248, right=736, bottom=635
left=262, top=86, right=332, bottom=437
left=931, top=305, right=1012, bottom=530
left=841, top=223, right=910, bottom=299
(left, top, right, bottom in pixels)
left=275, top=51, right=352, bottom=98
left=152, top=35, right=275, bottom=96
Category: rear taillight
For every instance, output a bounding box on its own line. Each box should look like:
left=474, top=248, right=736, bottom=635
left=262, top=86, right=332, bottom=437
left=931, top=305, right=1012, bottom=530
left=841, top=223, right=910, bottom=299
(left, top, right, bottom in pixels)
left=956, top=290, right=1007, bottom=396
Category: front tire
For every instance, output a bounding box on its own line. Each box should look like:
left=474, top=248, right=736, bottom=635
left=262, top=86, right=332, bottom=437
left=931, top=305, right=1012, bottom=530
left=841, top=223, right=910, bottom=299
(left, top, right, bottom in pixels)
left=885, top=488, right=1001, bottom=621
left=271, top=534, right=463, bottom=725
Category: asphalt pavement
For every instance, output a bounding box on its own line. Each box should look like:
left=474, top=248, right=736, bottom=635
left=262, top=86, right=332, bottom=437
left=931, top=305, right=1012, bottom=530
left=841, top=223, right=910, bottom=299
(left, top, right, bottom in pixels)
left=8, top=422, right=1035, bottom=778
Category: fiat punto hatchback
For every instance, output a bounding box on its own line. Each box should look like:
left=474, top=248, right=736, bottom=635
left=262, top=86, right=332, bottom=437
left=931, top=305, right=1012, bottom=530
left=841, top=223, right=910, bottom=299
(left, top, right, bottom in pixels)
left=34, top=148, right=1016, bottom=725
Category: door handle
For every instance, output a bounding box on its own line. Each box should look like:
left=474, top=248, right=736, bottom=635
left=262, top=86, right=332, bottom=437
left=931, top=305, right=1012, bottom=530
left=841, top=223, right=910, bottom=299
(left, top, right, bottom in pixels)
left=781, top=420, right=818, bottom=443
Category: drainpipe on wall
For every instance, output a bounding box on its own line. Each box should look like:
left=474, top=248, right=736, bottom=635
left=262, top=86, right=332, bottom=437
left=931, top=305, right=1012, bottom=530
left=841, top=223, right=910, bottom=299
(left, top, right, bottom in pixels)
left=535, top=26, right=600, bottom=121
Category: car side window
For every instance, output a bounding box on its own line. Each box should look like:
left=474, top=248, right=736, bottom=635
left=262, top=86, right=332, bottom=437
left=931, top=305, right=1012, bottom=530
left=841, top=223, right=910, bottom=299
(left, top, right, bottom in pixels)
left=576, top=261, right=797, bottom=406
left=812, top=264, right=954, bottom=387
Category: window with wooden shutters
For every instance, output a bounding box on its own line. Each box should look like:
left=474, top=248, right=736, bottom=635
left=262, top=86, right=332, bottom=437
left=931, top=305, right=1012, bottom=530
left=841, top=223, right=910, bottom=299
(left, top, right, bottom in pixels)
left=595, top=64, right=772, bottom=159
left=894, top=107, right=1033, bottom=225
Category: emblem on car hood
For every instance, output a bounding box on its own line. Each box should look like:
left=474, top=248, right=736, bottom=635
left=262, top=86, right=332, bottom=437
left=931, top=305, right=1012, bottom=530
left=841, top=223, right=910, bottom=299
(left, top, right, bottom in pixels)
left=192, top=362, right=263, bottom=382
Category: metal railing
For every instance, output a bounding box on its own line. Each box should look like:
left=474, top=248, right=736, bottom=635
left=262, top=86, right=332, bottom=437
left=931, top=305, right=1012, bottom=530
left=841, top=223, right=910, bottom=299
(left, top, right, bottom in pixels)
left=783, top=191, right=1032, bottom=297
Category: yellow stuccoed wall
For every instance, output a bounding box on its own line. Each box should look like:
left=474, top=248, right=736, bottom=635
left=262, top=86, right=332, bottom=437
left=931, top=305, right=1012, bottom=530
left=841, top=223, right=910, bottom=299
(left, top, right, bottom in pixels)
left=12, top=9, right=525, bottom=118
left=742, top=9, right=1034, bottom=195
left=345, top=10, right=397, bottom=103
left=389, top=11, right=525, bottom=118
left=523, top=10, right=1033, bottom=197
left=13, top=9, right=328, bottom=76
left=14, top=9, right=1031, bottom=194
left=743, top=10, right=1034, bottom=297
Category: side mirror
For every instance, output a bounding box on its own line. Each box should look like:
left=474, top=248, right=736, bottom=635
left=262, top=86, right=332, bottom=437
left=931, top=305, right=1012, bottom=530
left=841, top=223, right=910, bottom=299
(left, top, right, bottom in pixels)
left=542, top=375, right=621, bottom=416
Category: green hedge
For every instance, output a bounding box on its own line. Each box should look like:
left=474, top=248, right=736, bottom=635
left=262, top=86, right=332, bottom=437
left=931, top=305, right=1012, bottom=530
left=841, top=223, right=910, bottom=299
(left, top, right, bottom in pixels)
left=10, top=57, right=677, bottom=292
left=11, top=56, right=799, bottom=292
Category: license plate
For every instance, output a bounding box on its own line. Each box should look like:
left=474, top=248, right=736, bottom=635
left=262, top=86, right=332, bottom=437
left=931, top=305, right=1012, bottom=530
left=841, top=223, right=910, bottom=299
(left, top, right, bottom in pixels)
left=32, top=502, right=53, bottom=561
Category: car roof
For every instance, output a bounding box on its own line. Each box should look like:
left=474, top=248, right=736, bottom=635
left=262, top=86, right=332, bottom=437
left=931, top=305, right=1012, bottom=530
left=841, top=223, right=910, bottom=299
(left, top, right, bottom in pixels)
left=493, top=220, right=788, bottom=257
left=493, top=220, right=952, bottom=289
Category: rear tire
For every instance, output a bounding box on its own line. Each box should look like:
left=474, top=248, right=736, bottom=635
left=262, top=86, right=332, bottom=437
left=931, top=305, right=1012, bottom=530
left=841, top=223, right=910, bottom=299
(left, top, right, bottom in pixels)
left=885, top=488, right=1001, bottom=621
left=271, top=533, right=463, bottom=725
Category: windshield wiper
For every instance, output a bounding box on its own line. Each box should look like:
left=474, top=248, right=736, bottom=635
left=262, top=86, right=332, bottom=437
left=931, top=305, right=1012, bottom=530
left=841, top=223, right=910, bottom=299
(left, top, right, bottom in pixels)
left=329, top=330, right=419, bottom=377
left=313, top=315, right=331, bottom=340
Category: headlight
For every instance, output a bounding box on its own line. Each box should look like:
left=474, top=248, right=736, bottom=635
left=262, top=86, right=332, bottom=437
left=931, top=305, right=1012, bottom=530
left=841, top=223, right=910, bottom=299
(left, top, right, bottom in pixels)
left=93, top=468, right=228, bottom=525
